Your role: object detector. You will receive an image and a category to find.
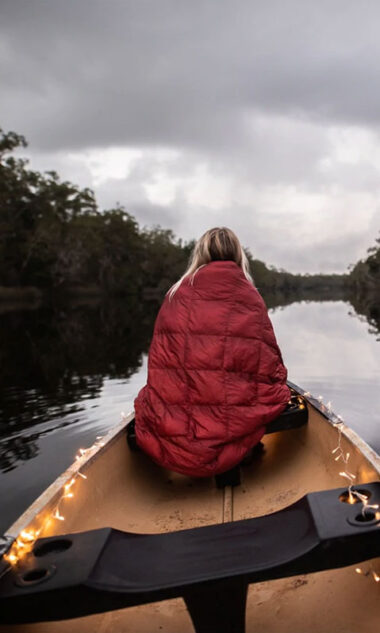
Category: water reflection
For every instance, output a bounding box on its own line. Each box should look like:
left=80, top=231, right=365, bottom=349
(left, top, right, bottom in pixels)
left=1, top=434, right=39, bottom=473
left=270, top=299, right=380, bottom=452
left=0, top=298, right=158, bottom=472
left=0, top=298, right=158, bottom=431
left=348, top=291, right=380, bottom=342
left=0, top=292, right=379, bottom=533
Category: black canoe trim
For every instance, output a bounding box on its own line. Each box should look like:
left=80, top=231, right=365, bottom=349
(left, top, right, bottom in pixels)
left=1, top=483, right=380, bottom=633
left=265, top=384, right=309, bottom=433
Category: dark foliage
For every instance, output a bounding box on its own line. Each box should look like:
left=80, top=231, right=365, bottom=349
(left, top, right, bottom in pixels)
left=0, top=126, right=349, bottom=298
left=348, top=232, right=380, bottom=294
left=0, top=127, right=189, bottom=295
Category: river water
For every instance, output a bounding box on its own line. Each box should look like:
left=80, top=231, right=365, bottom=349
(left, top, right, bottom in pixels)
left=0, top=296, right=379, bottom=534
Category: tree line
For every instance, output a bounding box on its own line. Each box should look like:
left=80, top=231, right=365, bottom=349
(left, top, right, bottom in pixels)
left=0, top=126, right=371, bottom=300
left=349, top=233, right=380, bottom=296
left=0, top=128, right=196, bottom=297
left=346, top=232, right=380, bottom=338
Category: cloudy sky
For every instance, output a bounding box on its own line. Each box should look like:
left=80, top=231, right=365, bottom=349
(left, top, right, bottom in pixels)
left=2, top=0, right=380, bottom=273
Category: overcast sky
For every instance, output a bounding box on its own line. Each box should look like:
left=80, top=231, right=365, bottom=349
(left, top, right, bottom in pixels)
left=2, top=1, right=380, bottom=273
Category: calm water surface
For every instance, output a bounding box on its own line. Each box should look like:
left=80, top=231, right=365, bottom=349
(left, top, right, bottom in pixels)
left=0, top=297, right=379, bottom=534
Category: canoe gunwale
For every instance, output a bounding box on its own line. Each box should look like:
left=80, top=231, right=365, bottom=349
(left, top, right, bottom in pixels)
left=288, top=380, right=380, bottom=476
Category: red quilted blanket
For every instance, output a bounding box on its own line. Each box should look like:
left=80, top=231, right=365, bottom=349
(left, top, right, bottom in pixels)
left=134, top=260, right=290, bottom=477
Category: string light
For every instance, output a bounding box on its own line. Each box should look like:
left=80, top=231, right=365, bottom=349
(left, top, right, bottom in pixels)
left=20, top=530, right=35, bottom=542
left=305, top=389, right=380, bottom=585
left=53, top=509, right=65, bottom=521
left=3, top=433, right=106, bottom=568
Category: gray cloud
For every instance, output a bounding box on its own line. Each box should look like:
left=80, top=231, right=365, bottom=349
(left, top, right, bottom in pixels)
left=2, top=0, right=380, bottom=273
left=3, top=1, right=380, bottom=151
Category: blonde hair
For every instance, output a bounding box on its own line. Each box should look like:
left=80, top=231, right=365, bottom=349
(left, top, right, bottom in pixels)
left=168, top=227, right=254, bottom=299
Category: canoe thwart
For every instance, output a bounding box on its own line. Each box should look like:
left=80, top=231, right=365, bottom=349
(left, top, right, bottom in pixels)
left=265, top=392, right=308, bottom=434
left=1, top=482, right=380, bottom=632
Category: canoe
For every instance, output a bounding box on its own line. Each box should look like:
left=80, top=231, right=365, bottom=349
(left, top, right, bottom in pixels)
left=0, top=381, right=379, bottom=632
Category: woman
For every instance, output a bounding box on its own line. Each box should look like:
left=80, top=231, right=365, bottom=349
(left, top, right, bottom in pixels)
left=134, top=227, right=290, bottom=478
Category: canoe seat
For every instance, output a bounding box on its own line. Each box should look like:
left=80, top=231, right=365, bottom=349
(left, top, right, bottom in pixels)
left=265, top=392, right=308, bottom=434
left=1, top=482, right=379, bottom=633
left=126, top=392, right=308, bottom=489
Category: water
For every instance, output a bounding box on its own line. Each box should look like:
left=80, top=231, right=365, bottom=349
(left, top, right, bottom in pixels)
left=271, top=300, right=380, bottom=449
left=0, top=296, right=379, bottom=534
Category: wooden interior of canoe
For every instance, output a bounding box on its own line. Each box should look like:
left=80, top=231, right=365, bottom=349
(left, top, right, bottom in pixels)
left=2, top=390, right=380, bottom=632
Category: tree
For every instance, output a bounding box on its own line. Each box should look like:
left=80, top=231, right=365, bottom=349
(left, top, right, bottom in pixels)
left=0, top=127, right=98, bottom=287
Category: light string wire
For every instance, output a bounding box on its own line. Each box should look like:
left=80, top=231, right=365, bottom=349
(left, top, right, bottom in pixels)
left=2, top=435, right=105, bottom=569
left=304, top=391, right=380, bottom=584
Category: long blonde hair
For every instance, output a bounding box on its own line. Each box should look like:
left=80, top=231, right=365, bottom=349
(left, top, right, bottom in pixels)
left=168, top=227, right=254, bottom=299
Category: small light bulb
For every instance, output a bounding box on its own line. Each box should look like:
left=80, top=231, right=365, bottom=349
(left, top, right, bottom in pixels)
left=53, top=509, right=65, bottom=521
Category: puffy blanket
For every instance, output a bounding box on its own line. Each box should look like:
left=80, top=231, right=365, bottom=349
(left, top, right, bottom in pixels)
left=134, top=260, right=290, bottom=476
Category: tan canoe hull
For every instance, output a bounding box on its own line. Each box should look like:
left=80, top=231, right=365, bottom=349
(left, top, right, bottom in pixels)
left=2, top=386, right=380, bottom=632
